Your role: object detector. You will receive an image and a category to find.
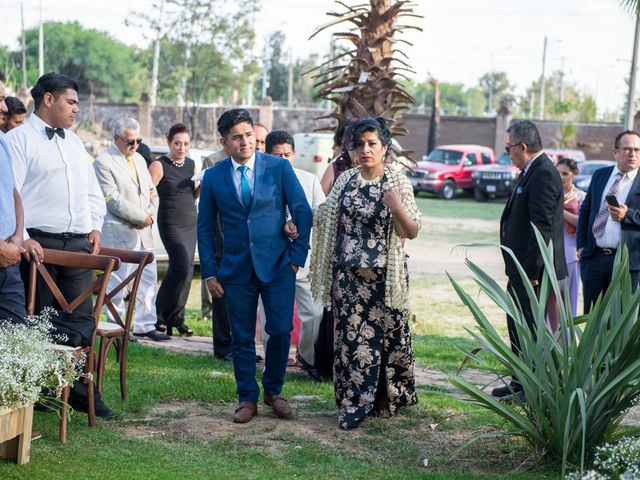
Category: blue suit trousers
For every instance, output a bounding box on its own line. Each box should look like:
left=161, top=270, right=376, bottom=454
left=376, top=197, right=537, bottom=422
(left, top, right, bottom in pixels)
left=223, top=264, right=296, bottom=403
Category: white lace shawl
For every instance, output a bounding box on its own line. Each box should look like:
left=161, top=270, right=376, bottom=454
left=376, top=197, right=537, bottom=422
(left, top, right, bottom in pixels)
left=309, top=165, right=421, bottom=312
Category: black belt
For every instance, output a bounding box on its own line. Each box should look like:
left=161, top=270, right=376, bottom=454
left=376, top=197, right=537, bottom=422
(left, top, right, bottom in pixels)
left=596, top=247, right=617, bottom=256
left=27, top=228, right=89, bottom=239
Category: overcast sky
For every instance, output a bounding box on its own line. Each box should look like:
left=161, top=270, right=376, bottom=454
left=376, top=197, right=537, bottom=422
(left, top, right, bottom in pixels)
left=1, top=0, right=637, bottom=116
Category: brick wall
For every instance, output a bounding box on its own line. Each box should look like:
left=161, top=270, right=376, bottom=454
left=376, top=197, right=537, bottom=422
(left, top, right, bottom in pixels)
left=75, top=102, right=625, bottom=160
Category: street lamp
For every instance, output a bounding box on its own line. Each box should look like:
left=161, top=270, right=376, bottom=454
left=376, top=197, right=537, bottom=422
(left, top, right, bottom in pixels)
left=475, top=46, right=511, bottom=116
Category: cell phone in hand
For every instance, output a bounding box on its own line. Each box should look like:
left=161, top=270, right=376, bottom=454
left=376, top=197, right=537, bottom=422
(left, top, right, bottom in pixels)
left=606, top=195, right=620, bottom=207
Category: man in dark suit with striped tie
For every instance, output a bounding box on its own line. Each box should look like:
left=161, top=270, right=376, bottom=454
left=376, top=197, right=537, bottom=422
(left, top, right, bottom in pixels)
left=494, top=120, right=567, bottom=402
left=577, top=130, right=640, bottom=313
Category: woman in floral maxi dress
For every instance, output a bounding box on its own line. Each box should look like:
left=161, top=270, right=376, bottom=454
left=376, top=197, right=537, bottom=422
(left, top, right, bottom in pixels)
left=311, top=118, right=421, bottom=429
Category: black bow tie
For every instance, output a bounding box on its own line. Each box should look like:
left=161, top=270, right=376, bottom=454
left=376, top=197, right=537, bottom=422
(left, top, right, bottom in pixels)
left=45, top=126, right=65, bottom=140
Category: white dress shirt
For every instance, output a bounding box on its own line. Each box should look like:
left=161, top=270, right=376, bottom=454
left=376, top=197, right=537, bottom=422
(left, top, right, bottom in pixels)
left=6, top=113, right=106, bottom=237
left=231, top=154, right=255, bottom=202
left=596, top=166, right=638, bottom=249
left=0, top=135, right=16, bottom=240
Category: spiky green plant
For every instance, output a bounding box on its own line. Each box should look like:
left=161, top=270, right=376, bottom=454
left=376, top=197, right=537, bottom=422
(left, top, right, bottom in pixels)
left=448, top=227, right=640, bottom=477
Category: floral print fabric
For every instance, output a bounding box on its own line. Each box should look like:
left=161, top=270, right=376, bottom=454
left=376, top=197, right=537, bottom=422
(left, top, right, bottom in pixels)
left=332, top=178, right=417, bottom=429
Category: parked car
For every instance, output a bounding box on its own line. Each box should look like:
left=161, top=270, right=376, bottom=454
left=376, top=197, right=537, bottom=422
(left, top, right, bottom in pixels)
left=545, top=148, right=586, bottom=164
left=473, top=148, right=589, bottom=202
left=573, top=160, right=615, bottom=192
left=473, top=152, right=518, bottom=201
left=292, top=132, right=334, bottom=178
left=407, top=145, right=495, bottom=200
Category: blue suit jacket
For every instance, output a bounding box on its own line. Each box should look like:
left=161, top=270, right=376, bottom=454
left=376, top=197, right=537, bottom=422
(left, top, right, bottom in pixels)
left=577, top=165, right=640, bottom=270
left=197, top=152, right=313, bottom=284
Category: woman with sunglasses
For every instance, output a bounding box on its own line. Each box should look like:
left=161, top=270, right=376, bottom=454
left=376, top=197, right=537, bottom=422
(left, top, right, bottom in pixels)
left=149, top=123, right=197, bottom=336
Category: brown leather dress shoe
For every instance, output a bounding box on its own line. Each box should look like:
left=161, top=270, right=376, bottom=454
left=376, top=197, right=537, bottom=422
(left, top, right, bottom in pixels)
left=233, top=401, right=257, bottom=424
left=263, top=394, right=293, bottom=419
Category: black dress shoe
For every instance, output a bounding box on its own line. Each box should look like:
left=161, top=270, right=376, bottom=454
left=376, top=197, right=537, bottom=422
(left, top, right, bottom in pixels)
left=215, top=352, right=233, bottom=362
left=296, top=354, right=322, bottom=382
left=491, top=382, right=522, bottom=398
left=94, top=399, right=116, bottom=419
left=133, top=329, right=171, bottom=341
left=499, top=389, right=527, bottom=404
left=68, top=398, right=115, bottom=419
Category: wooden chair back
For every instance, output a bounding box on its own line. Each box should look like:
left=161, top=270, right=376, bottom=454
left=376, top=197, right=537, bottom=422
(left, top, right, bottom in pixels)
left=96, top=247, right=154, bottom=399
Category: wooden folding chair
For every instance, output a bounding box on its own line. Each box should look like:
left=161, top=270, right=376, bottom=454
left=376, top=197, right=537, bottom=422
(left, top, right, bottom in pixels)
left=96, top=247, right=155, bottom=400
left=27, top=248, right=119, bottom=443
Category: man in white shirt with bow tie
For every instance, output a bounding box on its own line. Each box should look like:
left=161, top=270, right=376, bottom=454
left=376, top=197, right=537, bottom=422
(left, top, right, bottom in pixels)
left=6, top=72, right=113, bottom=418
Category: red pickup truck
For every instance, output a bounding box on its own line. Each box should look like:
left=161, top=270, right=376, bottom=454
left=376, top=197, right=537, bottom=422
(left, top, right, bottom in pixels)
left=406, top=145, right=496, bottom=200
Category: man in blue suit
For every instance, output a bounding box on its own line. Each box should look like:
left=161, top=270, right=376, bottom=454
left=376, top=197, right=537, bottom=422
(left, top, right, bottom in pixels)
left=577, top=130, right=640, bottom=313
left=198, top=109, right=312, bottom=423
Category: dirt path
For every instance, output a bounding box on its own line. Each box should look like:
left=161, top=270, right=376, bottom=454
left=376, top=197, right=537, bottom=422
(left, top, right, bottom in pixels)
left=405, top=215, right=506, bottom=281
left=138, top=335, right=503, bottom=395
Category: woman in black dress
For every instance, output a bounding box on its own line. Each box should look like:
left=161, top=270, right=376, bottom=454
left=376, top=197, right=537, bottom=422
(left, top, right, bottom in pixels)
left=149, top=123, right=197, bottom=336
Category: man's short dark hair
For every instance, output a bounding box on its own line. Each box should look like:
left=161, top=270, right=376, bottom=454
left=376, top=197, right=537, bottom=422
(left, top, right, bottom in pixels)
left=506, top=120, right=543, bottom=152
left=265, top=130, right=295, bottom=154
left=31, top=72, right=79, bottom=110
left=217, top=109, right=253, bottom=137
left=614, top=130, right=640, bottom=149
left=4, top=97, right=26, bottom=117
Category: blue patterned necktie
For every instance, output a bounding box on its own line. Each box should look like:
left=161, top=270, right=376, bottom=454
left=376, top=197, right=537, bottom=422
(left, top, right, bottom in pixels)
left=238, top=165, right=252, bottom=209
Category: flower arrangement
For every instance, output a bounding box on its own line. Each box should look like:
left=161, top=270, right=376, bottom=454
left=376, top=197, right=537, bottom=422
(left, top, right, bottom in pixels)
left=0, top=308, right=85, bottom=410
left=566, top=437, right=640, bottom=479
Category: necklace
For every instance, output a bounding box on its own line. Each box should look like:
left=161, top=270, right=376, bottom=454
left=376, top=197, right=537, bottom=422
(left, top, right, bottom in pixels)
left=564, top=185, right=577, bottom=202
left=168, top=156, right=185, bottom=168
left=358, top=169, right=384, bottom=187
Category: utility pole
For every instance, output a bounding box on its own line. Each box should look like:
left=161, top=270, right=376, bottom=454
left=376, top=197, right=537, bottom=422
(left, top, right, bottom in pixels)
left=625, top=9, right=640, bottom=130
left=38, top=0, right=44, bottom=76
left=287, top=49, right=293, bottom=108
left=559, top=57, right=565, bottom=103
left=539, top=36, right=548, bottom=120
left=149, top=0, right=164, bottom=107
left=20, top=2, right=27, bottom=89
left=260, top=42, right=269, bottom=100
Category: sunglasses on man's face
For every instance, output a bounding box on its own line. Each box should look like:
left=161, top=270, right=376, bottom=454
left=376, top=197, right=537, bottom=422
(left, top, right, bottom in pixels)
left=116, top=135, right=143, bottom=147
left=504, top=142, right=524, bottom=154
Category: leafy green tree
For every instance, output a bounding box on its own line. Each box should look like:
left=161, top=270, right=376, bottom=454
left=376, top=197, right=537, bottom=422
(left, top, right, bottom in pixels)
left=293, top=54, right=321, bottom=106
left=262, top=31, right=288, bottom=102
left=478, top=71, right=515, bottom=113
left=134, top=0, right=259, bottom=137
left=23, top=21, right=144, bottom=102
left=519, top=71, right=598, bottom=122
left=403, top=80, right=485, bottom=116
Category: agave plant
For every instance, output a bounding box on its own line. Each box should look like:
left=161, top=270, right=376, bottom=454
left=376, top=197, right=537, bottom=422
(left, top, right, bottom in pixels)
left=308, top=0, right=422, bottom=165
left=448, top=227, right=640, bottom=477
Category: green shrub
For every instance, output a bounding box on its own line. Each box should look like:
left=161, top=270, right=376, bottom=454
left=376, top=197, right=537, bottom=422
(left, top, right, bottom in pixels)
left=448, top=227, right=640, bottom=477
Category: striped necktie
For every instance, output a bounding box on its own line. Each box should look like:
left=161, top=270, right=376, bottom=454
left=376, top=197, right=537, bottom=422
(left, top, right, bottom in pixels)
left=238, top=165, right=252, bottom=209
left=592, top=172, right=627, bottom=237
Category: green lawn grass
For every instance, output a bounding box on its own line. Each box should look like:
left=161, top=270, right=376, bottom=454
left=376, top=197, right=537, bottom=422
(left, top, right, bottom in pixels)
left=415, top=196, right=504, bottom=222
left=0, top=342, right=555, bottom=480
left=0, top=209, right=556, bottom=479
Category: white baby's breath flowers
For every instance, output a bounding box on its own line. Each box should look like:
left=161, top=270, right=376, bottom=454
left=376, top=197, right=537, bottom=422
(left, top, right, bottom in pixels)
left=0, top=308, right=85, bottom=409
left=565, top=437, right=640, bottom=480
